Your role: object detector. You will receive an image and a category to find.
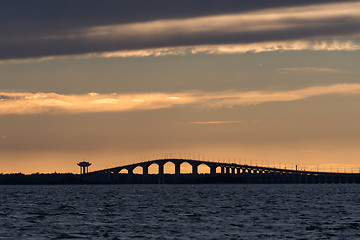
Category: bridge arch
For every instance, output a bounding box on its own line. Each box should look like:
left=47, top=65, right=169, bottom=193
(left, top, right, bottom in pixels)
left=212, top=166, right=220, bottom=174
left=133, top=166, right=142, bottom=174
left=147, top=162, right=159, bottom=174
left=163, top=161, right=175, bottom=174
left=198, top=163, right=211, bottom=174
left=180, top=161, right=192, bottom=174
left=119, top=168, right=128, bottom=174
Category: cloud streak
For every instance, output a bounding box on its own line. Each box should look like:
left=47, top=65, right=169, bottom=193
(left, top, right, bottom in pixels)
left=0, top=92, right=194, bottom=115
left=278, top=67, right=349, bottom=74
left=1, top=1, right=360, bottom=61
left=190, top=121, right=244, bottom=125
left=1, top=84, right=360, bottom=115
left=3, top=39, right=360, bottom=65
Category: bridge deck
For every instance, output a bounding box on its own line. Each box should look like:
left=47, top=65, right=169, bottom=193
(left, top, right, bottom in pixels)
left=89, top=158, right=358, bottom=176
left=82, top=159, right=360, bottom=184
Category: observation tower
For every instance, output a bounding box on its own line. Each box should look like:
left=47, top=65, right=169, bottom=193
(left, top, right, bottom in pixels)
left=77, top=161, right=91, bottom=174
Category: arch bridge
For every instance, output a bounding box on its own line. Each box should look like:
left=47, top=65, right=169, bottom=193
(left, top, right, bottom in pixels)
left=86, top=158, right=360, bottom=184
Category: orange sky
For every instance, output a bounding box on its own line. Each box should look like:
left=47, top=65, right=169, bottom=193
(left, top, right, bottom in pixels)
left=1, top=1, right=360, bottom=174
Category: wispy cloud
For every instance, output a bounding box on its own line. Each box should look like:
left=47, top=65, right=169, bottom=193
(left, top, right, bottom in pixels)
left=190, top=121, right=244, bottom=125
left=278, top=67, right=349, bottom=74
left=1, top=39, right=359, bottom=65
left=0, top=92, right=194, bottom=115
left=1, top=1, right=360, bottom=61
left=79, top=2, right=360, bottom=43
left=1, top=83, right=360, bottom=115
left=197, top=84, right=360, bottom=109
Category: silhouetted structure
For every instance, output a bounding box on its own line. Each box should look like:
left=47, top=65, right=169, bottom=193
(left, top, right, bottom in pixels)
left=0, top=173, right=84, bottom=185
left=84, top=158, right=360, bottom=184
left=77, top=161, right=91, bottom=174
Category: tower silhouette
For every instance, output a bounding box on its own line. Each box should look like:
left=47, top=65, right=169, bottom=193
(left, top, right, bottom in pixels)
left=77, top=161, right=91, bottom=174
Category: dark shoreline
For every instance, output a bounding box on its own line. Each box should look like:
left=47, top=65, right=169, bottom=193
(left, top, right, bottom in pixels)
left=1, top=172, right=360, bottom=184
left=0, top=173, right=84, bottom=185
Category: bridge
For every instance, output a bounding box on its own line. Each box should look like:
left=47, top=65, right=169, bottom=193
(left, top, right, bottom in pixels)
left=84, top=158, right=360, bottom=184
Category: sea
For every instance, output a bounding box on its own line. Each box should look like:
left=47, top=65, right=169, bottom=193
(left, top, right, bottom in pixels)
left=0, top=184, right=360, bottom=239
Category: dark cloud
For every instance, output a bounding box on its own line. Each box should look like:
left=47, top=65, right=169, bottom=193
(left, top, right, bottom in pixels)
left=0, top=0, right=358, bottom=60
left=2, top=0, right=345, bottom=27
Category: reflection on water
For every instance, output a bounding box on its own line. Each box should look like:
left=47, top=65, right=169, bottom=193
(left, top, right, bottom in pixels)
left=1, top=184, right=360, bottom=239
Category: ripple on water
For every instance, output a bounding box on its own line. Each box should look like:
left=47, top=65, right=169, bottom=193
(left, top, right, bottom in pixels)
left=0, top=184, right=360, bottom=239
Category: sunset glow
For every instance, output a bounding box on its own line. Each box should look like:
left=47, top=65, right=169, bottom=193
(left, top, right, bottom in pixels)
left=1, top=0, right=360, bottom=174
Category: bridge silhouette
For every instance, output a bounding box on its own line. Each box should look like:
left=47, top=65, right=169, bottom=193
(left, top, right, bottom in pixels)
left=84, top=158, right=360, bottom=184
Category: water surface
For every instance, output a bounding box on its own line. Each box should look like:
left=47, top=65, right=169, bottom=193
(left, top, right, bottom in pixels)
left=0, top=184, right=359, bottom=239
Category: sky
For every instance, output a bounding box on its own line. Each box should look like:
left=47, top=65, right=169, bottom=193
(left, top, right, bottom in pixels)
left=1, top=0, right=360, bottom=174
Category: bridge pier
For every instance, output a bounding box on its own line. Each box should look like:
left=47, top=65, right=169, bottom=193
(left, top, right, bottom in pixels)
left=158, top=162, right=165, bottom=184
left=174, top=162, right=182, bottom=183
left=192, top=164, right=199, bottom=175
left=106, top=172, right=112, bottom=183
left=210, top=166, right=217, bottom=175
left=127, top=167, right=134, bottom=184
left=142, top=165, right=149, bottom=184
left=221, top=166, right=225, bottom=174
left=158, top=163, right=164, bottom=176
left=175, top=162, right=181, bottom=176
left=112, top=172, right=119, bottom=184
left=143, top=166, right=148, bottom=175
